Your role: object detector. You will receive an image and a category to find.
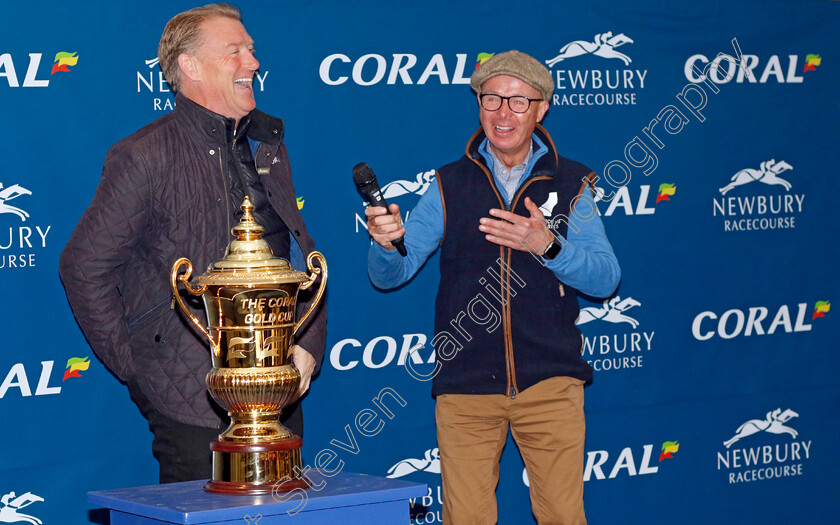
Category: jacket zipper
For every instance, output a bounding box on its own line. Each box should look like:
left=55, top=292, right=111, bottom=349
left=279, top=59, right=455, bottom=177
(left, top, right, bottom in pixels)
left=217, top=144, right=230, bottom=246
left=470, top=152, right=552, bottom=398
left=504, top=175, right=552, bottom=398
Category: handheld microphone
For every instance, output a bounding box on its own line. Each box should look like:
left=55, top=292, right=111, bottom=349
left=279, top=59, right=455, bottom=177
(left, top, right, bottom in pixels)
left=353, top=162, right=407, bottom=256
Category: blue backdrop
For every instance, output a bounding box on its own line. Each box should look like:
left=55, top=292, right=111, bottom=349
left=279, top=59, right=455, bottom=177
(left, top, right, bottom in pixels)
left=1, top=1, right=838, bottom=523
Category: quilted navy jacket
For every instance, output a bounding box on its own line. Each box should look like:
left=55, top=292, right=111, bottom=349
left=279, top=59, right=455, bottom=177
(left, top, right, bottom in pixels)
left=58, top=95, right=326, bottom=428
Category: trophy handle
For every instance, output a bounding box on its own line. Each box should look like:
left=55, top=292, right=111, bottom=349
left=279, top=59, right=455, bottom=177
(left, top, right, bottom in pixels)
left=170, top=257, right=215, bottom=352
left=293, top=251, right=328, bottom=336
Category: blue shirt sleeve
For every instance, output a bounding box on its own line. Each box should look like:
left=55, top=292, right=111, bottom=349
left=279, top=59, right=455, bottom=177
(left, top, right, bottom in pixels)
left=367, top=181, right=444, bottom=289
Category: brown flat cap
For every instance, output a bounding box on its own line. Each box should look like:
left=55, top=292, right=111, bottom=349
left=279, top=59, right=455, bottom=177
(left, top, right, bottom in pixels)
left=470, top=50, right=554, bottom=101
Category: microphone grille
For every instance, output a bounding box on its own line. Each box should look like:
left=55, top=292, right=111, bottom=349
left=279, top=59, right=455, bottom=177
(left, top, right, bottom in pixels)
left=352, top=162, right=376, bottom=187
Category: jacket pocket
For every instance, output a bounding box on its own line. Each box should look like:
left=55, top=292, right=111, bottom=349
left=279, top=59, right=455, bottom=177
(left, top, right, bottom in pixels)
left=126, top=295, right=171, bottom=331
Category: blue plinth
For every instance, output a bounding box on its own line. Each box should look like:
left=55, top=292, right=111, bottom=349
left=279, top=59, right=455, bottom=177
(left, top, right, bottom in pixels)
left=88, top=471, right=427, bottom=524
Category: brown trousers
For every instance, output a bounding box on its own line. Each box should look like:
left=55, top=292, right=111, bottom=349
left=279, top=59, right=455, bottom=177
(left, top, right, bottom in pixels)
left=435, top=376, right=586, bottom=525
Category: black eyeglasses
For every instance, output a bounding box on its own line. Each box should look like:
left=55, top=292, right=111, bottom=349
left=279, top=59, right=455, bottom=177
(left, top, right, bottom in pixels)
left=479, top=94, right=543, bottom=114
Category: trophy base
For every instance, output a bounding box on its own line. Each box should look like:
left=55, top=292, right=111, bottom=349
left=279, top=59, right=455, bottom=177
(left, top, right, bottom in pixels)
left=204, top=436, right=309, bottom=495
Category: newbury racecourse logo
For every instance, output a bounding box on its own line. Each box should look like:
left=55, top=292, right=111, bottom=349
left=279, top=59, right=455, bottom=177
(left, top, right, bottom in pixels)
left=719, top=159, right=793, bottom=195
left=577, top=296, right=641, bottom=328
left=723, top=408, right=799, bottom=449
left=578, top=295, right=653, bottom=373
left=544, top=31, right=647, bottom=107
left=0, top=180, right=51, bottom=271
left=136, top=56, right=268, bottom=111
left=354, top=170, right=437, bottom=236
left=0, top=182, right=31, bottom=221
left=545, top=32, right=634, bottom=66
left=0, top=490, right=43, bottom=524
left=381, top=170, right=436, bottom=199
left=717, top=407, right=811, bottom=484
left=713, top=159, right=805, bottom=232
left=387, top=448, right=441, bottom=478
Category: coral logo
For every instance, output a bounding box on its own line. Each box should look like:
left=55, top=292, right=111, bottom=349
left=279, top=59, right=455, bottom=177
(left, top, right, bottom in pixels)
left=387, top=448, right=441, bottom=478
left=0, top=490, right=43, bottom=524
left=692, top=301, right=815, bottom=340
left=63, top=356, right=90, bottom=381
left=804, top=54, right=821, bottom=72
left=475, top=53, right=494, bottom=69
left=524, top=440, right=678, bottom=485
left=296, top=196, right=304, bottom=210
left=319, top=53, right=473, bottom=86
left=660, top=441, right=679, bottom=461
left=0, top=52, right=77, bottom=87
left=812, top=300, right=829, bottom=319
left=656, top=183, right=676, bottom=203
left=593, top=185, right=665, bottom=216
left=685, top=52, right=808, bottom=84
left=330, top=333, right=433, bottom=371
left=51, top=51, right=78, bottom=74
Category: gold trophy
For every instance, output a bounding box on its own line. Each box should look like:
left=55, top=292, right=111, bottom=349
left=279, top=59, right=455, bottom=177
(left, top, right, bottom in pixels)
left=170, top=197, right=326, bottom=495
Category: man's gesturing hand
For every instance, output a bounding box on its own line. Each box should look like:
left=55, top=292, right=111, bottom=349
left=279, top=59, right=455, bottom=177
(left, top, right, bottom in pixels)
left=478, top=197, right=556, bottom=255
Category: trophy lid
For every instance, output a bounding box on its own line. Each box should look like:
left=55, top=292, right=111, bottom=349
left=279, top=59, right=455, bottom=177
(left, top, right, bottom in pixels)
left=194, top=197, right=309, bottom=286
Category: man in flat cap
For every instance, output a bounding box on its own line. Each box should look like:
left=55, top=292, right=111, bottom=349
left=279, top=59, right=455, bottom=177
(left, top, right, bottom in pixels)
left=59, top=4, right=325, bottom=483
left=366, top=50, right=620, bottom=523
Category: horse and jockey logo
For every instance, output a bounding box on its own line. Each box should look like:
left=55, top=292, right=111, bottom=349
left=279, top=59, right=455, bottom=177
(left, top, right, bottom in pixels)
left=723, top=408, right=799, bottom=448
left=380, top=170, right=436, bottom=200
left=0, top=182, right=32, bottom=222
left=577, top=296, right=641, bottom=328
left=537, top=192, right=559, bottom=217
left=386, top=448, right=441, bottom=478
left=546, top=32, right=634, bottom=67
left=0, top=491, right=43, bottom=524
left=719, top=159, right=794, bottom=195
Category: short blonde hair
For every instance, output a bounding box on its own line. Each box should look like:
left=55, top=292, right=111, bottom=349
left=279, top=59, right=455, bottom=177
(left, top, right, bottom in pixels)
left=158, top=3, right=241, bottom=92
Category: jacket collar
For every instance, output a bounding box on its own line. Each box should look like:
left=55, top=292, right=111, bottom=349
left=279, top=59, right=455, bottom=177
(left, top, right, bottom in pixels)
left=466, top=123, right=559, bottom=174
left=173, top=93, right=284, bottom=146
